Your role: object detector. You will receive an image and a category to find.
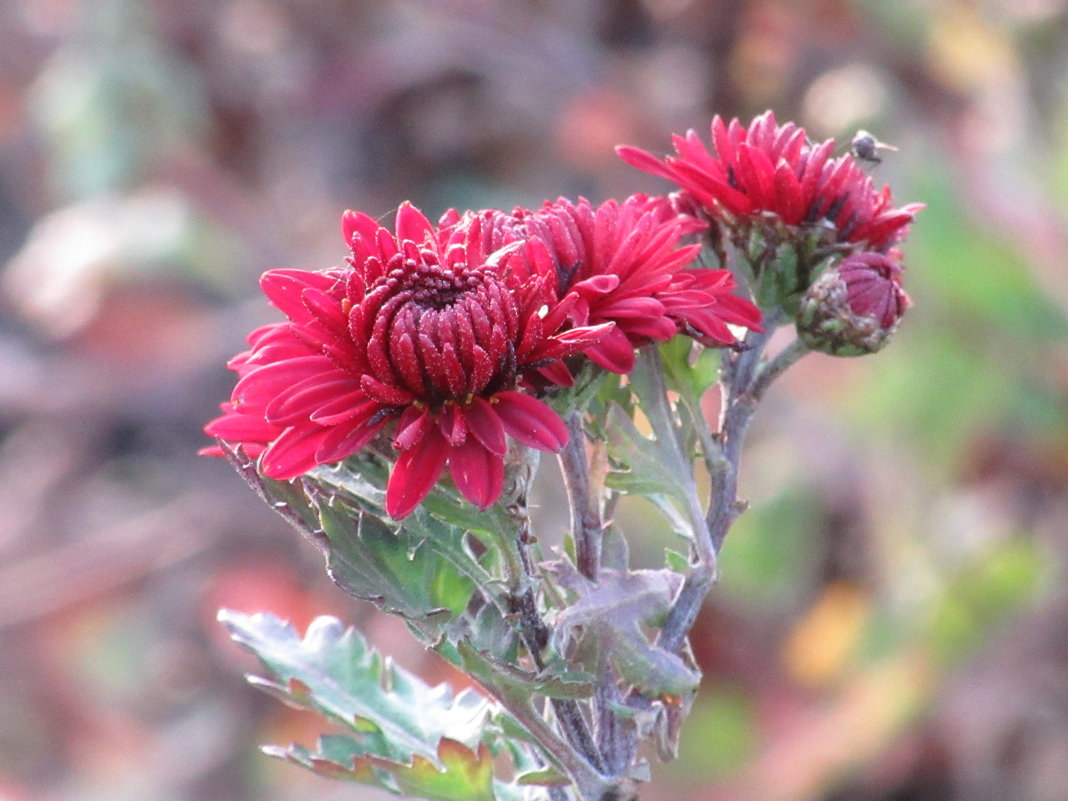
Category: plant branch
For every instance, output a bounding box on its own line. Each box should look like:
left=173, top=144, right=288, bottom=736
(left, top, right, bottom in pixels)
left=631, top=348, right=710, bottom=559
left=482, top=677, right=611, bottom=801
left=751, top=337, right=809, bottom=402
left=633, top=347, right=721, bottom=653
left=559, top=411, right=641, bottom=787
left=594, top=669, right=636, bottom=777
left=660, top=317, right=809, bottom=653
left=507, top=511, right=608, bottom=780
left=707, top=315, right=788, bottom=548
left=560, top=411, right=602, bottom=581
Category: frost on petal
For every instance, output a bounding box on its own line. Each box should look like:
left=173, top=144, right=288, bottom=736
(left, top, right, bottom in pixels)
left=618, top=112, right=920, bottom=253
left=449, top=437, right=505, bottom=509
left=493, top=391, right=568, bottom=451
left=582, top=326, right=638, bottom=373
left=393, top=406, right=435, bottom=451
left=260, top=269, right=338, bottom=323
left=615, top=145, right=680, bottom=183
left=395, top=201, right=435, bottom=247
left=314, top=414, right=390, bottom=464
left=462, top=397, right=507, bottom=456
left=259, top=425, right=332, bottom=480
left=342, top=209, right=382, bottom=250
left=265, top=371, right=362, bottom=425
left=204, top=406, right=281, bottom=444
left=385, top=428, right=451, bottom=519
left=209, top=198, right=646, bottom=501
left=233, top=356, right=336, bottom=408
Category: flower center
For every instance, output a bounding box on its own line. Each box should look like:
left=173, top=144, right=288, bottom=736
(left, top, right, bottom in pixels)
left=361, top=250, right=519, bottom=404
left=391, top=255, right=482, bottom=310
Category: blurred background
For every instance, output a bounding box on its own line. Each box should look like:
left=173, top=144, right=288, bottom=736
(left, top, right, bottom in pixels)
left=1, top=1, right=1067, bottom=800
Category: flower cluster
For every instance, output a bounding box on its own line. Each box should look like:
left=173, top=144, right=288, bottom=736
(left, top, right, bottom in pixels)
left=617, top=110, right=922, bottom=253
left=618, top=110, right=920, bottom=336
left=206, top=199, right=760, bottom=517
left=205, top=111, right=919, bottom=519
left=442, top=195, right=762, bottom=373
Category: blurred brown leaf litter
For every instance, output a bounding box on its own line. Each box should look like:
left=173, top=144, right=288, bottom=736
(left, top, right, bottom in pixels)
left=2, top=1, right=1068, bottom=799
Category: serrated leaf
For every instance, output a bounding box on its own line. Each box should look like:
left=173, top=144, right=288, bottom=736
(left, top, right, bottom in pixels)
left=604, top=406, right=695, bottom=541
left=312, top=453, right=518, bottom=541
left=544, top=362, right=616, bottom=418
left=268, top=735, right=542, bottom=801
left=466, top=601, right=520, bottom=663
left=317, top=498, right=474, bottom=629
left=220, top=611, right=493, bottom=762
left=309, top=459, right=507, bottom=588
left=220, top=445, right=322, bottom=542
left=299, top=460, right=506, bottom=627
left=545, top=564, right=700, bottom=697
left=600, top=524, right=630, bottom=571
left=604, top=407, right=686, bottom=501
left=657, top=337, right=720, bottom=407
left=260, top=474, right=324, bottom=534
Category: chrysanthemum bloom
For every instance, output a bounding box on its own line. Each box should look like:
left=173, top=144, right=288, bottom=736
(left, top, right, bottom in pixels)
left=796, top=252, right=911, bottom=356
left=205, top=203, right=611, bottom=518
left=442, top=195, right=762, bottom=374
left=617, top=111, right=923, bottom=310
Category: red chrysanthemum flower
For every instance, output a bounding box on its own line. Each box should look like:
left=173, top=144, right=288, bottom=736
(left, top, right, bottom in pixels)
left=205, top=203, right=611, bottom=518
left=442, top=195, right=762, bottom=374
left=617, top=111, right=923, bottom=252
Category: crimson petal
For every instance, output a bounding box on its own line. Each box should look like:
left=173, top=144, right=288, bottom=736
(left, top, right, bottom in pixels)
left=493, top=391, right=568, bottom=451
left=385, top=428, right=450, bottom=519
left=260, top=425, right=332, bottom=480
left=583, top=327, right=637, bottom=373
left=449, top=437, right=505, bottom=509
left=205, top=409, right=280, bottom=443
left=463, top=397, right=507, bottom=455
left=315, top=415, right=390, bottom=464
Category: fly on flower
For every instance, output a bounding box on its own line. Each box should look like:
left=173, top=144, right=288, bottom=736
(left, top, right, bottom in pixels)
left=617, top=110, right=923, bottom=313
left=850, top=129, right=898, bottom=166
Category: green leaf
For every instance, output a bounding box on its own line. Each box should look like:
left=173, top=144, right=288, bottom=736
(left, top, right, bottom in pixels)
left=260, top=474, right=324, bottom=534
left=657, top=337, right=721, bottom=408
left=456, top=639, right=596, bottom=702
left=222, top=611, right=556, bottom=800
left=266, top=735, right=505, bottom=801
left=465, top=601, right=520, bottom=664
left=313, top=448, right=523, bottom=541
left=304, top=460, right=505, bottom=622
left=545, top=563, right=701, bottom=697
left=316, top=498, right=476, bottom=630
left=310, top=456, right=514, bottom=571
left=664, top=547, right=690, bottom=574
left=544, top=362, right=616, bottom=419
left=604, top=405, right=695, bottom=540
left=220, top=611, right=492, bottom=761
left=515, top=767, right=571, bottom=787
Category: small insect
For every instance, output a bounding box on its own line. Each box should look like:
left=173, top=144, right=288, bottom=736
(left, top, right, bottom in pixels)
left=850, top=129, right=898, bottom=165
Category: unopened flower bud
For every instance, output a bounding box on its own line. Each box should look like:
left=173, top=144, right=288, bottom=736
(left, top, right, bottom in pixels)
left=796, top=252, right=910, bottom=356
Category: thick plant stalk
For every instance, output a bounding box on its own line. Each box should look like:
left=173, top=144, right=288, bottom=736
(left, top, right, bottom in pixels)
left=561, top=410, right=603, bottom=582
